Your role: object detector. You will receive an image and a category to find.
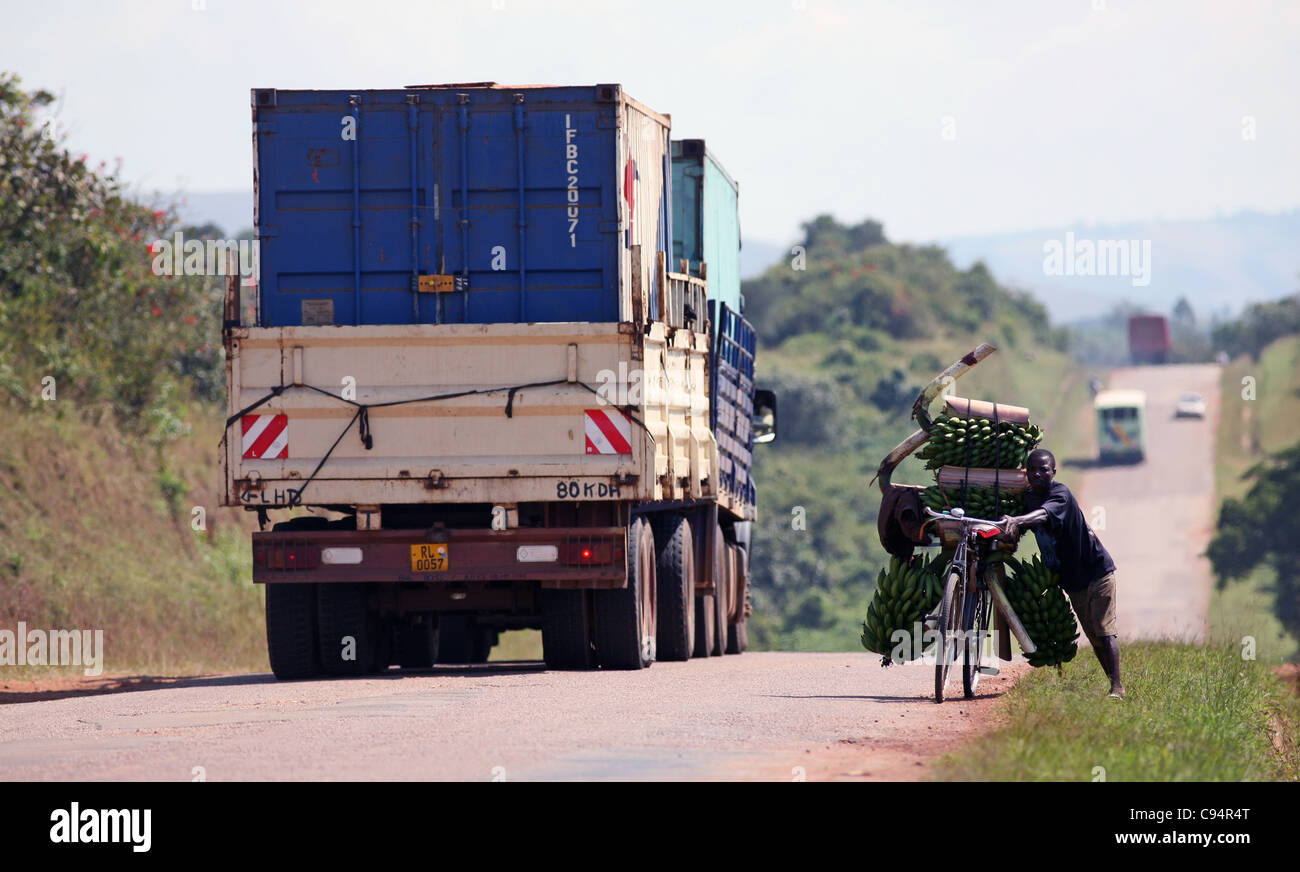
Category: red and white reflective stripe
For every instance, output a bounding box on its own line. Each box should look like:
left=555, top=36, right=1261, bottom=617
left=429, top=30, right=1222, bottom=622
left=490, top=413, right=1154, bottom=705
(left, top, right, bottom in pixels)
left=242, top=414, right=288, bottom=459
left=584, top=409, right=632, bottom=455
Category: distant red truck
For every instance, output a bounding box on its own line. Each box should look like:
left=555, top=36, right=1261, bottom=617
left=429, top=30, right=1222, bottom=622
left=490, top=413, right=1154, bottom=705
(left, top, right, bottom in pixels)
left=1128, top=314, right=1170, bottom=365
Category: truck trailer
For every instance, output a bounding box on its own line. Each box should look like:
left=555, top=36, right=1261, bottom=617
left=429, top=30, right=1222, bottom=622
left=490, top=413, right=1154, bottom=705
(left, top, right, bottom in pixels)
left=1127, top=314, right=1170, bottom=365
left=220, top=84, right=773, bottom=677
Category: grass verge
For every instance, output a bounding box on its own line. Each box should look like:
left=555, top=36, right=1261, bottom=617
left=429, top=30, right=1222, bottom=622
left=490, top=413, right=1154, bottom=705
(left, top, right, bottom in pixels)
left=932, top=641, right=1299, bottom=781
left=0, top=404, right=267, bottom=679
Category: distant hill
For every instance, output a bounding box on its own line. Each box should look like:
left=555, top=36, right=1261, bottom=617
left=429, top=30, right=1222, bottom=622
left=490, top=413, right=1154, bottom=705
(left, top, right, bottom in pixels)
left=741, top=209, right=1300, bottom=325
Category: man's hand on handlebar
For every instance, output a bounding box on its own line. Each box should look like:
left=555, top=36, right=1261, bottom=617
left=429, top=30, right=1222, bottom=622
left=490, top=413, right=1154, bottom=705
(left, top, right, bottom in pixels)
left=999, top=508, right=1050, bottom=540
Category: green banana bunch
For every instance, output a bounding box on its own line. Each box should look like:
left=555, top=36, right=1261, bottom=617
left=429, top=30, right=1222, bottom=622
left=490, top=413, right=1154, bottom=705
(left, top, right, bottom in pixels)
left=1002, top=553, right=1079, bottom=668
left=919, top=485, right=1024, bottom=519
left=861, top=553, right=946, bottom=663
left=916, top=413, right=1044, bottom=470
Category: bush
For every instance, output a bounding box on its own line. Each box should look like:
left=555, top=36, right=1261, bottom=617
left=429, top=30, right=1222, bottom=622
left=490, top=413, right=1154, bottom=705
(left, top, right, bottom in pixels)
left=0, top=73, right=225, bottom=426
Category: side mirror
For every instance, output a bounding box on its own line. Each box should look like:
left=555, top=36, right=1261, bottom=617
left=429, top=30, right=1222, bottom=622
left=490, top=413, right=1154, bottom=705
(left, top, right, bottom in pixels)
left=753, top=389, right=777, bottom=444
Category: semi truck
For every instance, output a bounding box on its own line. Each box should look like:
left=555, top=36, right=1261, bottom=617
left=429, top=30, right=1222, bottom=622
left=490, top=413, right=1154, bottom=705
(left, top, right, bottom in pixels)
left=1127, top=314, right=1170, bottom=365
left=220, top=84, right=774, bottom=678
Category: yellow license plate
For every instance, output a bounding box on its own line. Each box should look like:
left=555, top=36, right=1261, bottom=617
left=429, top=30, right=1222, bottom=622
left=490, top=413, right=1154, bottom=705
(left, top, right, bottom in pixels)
left=410, top=543, right=448, bottom=572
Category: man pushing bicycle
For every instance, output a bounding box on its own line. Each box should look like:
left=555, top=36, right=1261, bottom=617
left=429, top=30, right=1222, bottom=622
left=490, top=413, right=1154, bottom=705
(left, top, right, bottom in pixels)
left=1000, top=448, right=1125, bottom=699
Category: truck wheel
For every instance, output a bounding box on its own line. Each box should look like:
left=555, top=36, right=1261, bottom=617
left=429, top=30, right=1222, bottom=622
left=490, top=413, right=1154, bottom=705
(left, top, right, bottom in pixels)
left=693, top=523, right=725, bottom=658
left=725, top=544, right=749, bottom=655
left=656, top=514, right=696, bottom=662
left=266, top=583, right=321, bottom=680
left=711, top=525, right=728, bottom=657
left=542, top=589, right=595, bottom=669
left=594, top=515, right=656, bottom=669
left=397, top=615, right=438, bottom=669
left=318, top=583, right=383, bottom=676
left=436, top=615, right=492, bottom=664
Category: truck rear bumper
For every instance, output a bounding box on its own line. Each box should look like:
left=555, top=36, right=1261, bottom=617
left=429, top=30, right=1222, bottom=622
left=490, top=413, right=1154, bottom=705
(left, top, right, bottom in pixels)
left=252, top=526, right=627, bottom=588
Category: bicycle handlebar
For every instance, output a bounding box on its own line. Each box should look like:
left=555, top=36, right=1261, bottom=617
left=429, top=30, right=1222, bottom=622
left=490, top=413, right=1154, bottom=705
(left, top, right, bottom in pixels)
left=923, top=506, right=1007, bottom=529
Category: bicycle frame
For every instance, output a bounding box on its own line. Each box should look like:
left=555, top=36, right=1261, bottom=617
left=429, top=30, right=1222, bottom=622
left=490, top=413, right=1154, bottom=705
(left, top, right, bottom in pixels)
left=925, top=507, right=1005, bottom=701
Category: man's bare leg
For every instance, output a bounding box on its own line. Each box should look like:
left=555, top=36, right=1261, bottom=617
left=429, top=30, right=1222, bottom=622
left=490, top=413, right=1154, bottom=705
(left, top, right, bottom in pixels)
left=1101, top=636, right=1124, bottom=698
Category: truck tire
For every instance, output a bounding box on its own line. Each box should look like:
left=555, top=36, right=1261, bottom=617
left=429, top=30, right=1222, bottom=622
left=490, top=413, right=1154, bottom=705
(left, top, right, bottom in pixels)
left=594, top=515, right=656, bottom=669
left=725, top=544, right=749, bottom=655
left=656, top=514, right=696, bottom=662
left=397, top=615, right=438, bottom=669
left=436, top=615, right=493, bottom=664
left=542, top=589, right=595, bottom=669
left=711, top=525, right=728, bottom=657
left=693, top=523, right=725, bottom=658
left=266, top=582, right=321, bottom=680
left=318, top=582, right=384, bottom=676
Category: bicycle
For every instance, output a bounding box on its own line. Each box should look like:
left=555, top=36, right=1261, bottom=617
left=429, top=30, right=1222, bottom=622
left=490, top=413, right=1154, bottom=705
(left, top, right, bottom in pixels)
left=923, top=507, right=1009, bottom=703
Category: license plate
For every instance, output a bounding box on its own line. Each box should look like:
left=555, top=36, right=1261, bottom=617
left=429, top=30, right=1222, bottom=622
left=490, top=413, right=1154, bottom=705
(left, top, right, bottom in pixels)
left=410, top=543, right=448, bottom=573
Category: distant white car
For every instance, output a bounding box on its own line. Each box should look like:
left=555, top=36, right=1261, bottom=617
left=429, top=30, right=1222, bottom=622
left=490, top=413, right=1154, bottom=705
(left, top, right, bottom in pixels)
left=1175, top=392, right=1206, bottom=418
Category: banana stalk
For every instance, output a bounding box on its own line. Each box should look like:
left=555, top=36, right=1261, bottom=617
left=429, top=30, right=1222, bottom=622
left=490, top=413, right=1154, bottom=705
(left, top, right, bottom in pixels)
left=872, top=342, right=997, bottom=493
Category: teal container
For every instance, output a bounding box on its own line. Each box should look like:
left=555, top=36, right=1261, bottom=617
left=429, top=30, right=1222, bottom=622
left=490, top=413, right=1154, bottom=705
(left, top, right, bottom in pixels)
left=671, top=140, right=742, bottom=315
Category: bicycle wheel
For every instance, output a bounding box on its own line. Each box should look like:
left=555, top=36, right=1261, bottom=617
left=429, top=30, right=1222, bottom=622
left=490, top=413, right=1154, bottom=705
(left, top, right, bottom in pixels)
left=934, top=570, right=963, bottom=703
left=962, top=583, right=992, bottom=699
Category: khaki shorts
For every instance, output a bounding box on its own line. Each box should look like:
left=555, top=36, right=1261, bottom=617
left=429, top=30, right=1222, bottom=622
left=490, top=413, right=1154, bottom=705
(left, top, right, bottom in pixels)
left=1068, top=571, right=1117, bottom=644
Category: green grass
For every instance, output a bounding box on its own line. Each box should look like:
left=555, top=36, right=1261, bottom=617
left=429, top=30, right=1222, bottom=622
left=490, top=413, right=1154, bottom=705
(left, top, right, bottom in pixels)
left=1208, top=564, right=1298, bottom=664
left=933, top=641, right=1299, bottom=781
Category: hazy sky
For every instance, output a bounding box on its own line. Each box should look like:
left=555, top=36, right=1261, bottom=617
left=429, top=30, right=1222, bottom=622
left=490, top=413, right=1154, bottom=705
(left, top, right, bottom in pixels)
left=8, top=0, right=1298, bottom=245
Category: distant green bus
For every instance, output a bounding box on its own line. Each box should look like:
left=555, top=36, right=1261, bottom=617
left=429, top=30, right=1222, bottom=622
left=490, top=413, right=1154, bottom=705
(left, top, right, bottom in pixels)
left=1095, top=389, right=1147, bottom=463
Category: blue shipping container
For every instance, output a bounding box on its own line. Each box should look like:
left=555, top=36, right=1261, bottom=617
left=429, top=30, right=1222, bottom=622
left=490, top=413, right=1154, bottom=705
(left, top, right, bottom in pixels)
left=252, top=84, right=672, bottom=326
left=671, top=140, right=742, bottom=316
left=710, top=301, right=757, bottom=511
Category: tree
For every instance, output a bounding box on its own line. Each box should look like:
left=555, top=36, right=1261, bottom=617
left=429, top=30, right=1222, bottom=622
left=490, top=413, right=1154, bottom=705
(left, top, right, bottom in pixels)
left=1169, top=296, right=1212, bottom=363
left=0, top=73, right=224, bottom=421
left=1210, top=290, right=1300, bottom=360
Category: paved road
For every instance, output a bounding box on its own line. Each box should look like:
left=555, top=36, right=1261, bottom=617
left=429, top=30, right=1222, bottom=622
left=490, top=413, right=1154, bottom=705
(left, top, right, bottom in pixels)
left=0, top=365, right=1218, bottom=781
left=1075, top=364, right=1220, bottom=643
left=0, top=654, right=1024, bottom=781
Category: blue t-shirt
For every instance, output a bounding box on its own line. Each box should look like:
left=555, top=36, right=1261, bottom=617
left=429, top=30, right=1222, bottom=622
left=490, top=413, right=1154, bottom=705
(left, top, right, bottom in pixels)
left=1022, top=481, right=1116, bottom=592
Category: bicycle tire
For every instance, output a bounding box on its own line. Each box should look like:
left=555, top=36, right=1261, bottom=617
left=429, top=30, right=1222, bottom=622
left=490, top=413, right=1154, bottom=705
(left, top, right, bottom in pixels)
left=962, top=582, right=991, bottom=698
left=935, top=570, right=963, bottom=703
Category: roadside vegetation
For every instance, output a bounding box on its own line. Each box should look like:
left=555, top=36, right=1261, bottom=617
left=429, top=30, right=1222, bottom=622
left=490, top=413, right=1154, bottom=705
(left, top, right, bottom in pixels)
left=934, top=641, right=1299, bottom=781
left=1, top=74, right=262, bottom=678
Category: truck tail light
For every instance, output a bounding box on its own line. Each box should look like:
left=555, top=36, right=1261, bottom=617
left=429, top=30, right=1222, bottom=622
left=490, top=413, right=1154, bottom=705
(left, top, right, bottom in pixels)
left=253, top=540, right=320, bottom=570
left=560, top=539, right=622, bottom=566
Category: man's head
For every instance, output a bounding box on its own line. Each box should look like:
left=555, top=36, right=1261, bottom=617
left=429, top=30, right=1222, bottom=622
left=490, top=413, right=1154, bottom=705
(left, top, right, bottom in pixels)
left=1026, top=448, right=1056, bottom=495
